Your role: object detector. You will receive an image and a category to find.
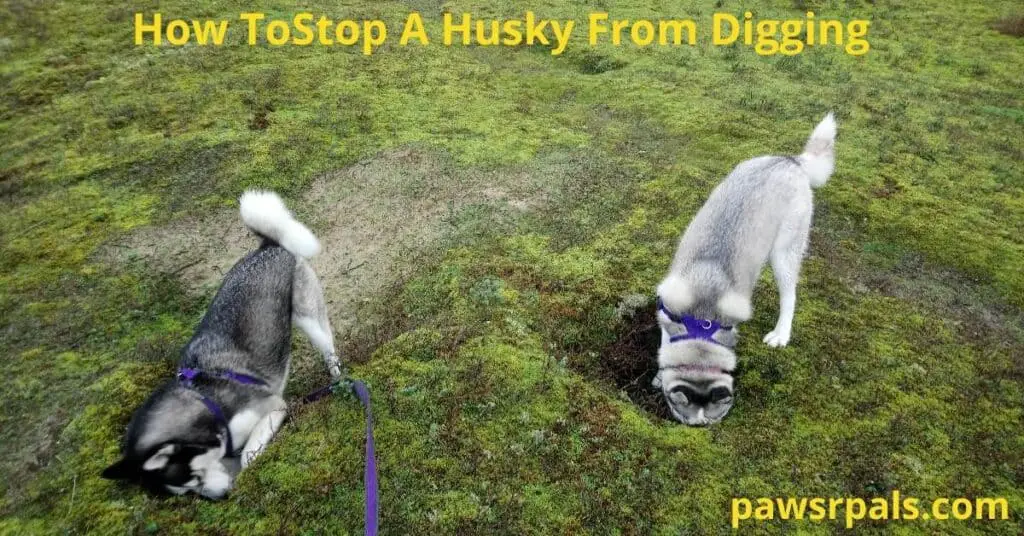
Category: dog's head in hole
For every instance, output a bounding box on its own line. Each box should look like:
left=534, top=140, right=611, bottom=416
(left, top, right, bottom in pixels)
left=653, top=340, right=737, bottom=426
left=651, top=276, right=745, bottom=426
left=101, top=382, right=238, bottom=499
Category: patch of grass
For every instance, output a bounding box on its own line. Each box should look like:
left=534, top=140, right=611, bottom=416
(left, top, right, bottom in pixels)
left=568, top=49, right=629, bottom=75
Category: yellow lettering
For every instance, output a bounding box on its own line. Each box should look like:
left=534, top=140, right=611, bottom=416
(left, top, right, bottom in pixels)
left=975, top=498, right=1009, bottom=520
left=336, top=20, right=359, bottom=46
left=166, top=19, right=190, bottom=46
left=266, top=20, right=290, bottom=46
left=780, top=20, right=804, bottom=55
left=829, top=497, right=843, bottom=519
left=611, top=19, right=629, bottom=45
left=550, top=20, right=573, bottom=55
left=630, top=20, right=654, bottom=46
left=731, top=499, right=752, bottom=529
left=317, top=16, right=334, bottom=45
left=775, top=497, right=808, bottom=519
left=364, top=20, right=386, bottom=55
left=400, top=13, right=429, bottom=45
left=868, top=498, right=888, bottom=520
left=846, top=20, right=870, bottom=55
left=808, top=498, right=826, bottom=520
left=502, top=19, right=523, bottom=46
left=475, top=20, right=500, bottom=46
left=845, top=498, right=866, bottom=529
left=713, top=14, right=739, bottom=45
left=134, top=13, right=161, bottom=45
left=806, top=11, right=816, bottom=45
left=658, top=20, right=696, bottom=45
left=444, top=13, right=471, bottom=45
left=293, top=14, right=314, bottom=45
left=524, top=12, right=550, bottom=45
left=902, top=497, right=920, bottom=520
left=819, top=20, right=842, bottom=45
left=951, top=498, right=972, bottom=520
left=191, top=19, right=228, bottom=45
left=589, top=12, right=609, bottom=45
left=240, top=13, right=265, bottom=45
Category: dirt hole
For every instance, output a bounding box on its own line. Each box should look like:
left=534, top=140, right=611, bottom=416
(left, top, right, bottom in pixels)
left=596, top=303, right=674, bottom=421
left=992, top=15, right=1024, bottom=37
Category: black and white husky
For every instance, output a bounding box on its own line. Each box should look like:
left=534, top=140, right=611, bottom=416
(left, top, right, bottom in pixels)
left=654, top=114, right=837, bottom=426
left=102, top=191, right=342, bottom=498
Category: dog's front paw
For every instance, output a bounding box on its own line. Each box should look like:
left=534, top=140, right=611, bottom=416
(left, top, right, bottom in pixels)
left=763, top=329, right=791, bottom=347
left=326, top=355, right=342, bottom=381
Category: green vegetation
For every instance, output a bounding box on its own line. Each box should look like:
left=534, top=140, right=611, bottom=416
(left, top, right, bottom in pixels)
left=1, top=0, right=1022, bottom=534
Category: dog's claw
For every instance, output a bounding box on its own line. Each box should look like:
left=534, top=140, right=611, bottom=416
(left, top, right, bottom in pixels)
left=763, top=330, right=790, bottom=347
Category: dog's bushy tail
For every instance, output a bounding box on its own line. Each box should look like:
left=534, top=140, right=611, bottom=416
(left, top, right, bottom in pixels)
left=239, top=190, right=320, bottom=258
left=798, top=112, right=837, bottom=188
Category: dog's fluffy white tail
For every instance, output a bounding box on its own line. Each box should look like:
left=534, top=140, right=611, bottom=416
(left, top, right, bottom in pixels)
left=798, top=112, right=837, bottom=188
left=239, top=190, right=320, bottom=258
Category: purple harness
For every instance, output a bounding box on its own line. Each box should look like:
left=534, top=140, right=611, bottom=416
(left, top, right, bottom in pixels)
left=177, top=367, right=267, bottom=454
left=656, top=298, right=733, bottom=346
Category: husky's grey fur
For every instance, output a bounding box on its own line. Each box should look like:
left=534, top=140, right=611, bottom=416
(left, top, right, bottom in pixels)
left=101, top=191, right=342, bottom=499
left=654, top=114, right=837, bottom=426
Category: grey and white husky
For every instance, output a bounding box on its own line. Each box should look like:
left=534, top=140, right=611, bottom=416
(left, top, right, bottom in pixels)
left=653, top=114, right=837, bottom=426
left=102, top=191, right=342, bottom=498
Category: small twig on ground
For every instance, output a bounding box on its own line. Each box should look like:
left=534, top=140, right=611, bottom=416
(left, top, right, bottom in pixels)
left=170, top=259, right=203, bottom=275
left=65, top=475, right=77, bottom=520
left=12, top=221, right=45, bottom=239
left=339, top=260, right=366, bottom=275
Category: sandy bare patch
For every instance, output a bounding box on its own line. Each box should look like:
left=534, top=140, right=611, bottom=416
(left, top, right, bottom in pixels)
left=100, top=148, right=543, bottom=338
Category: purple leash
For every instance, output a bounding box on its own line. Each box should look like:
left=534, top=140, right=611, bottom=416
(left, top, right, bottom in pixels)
left=302, top=379, right=378, bottom=536
left=351, top=381, right=378, bottom=536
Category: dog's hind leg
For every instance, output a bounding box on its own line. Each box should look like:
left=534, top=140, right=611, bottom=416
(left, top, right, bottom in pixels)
left=763, top=209, right=811, bottom=348
left=293, top=258, right=342, bottom=380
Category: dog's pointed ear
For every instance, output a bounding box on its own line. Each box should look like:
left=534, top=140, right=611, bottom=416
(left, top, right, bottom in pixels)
left=101, top=458, right=135, bottom=480
left=141, top=444, right=178, bottom=471
left=716, top=291, right=752, bottom=322
left=657, top=274, right=694, bottom=314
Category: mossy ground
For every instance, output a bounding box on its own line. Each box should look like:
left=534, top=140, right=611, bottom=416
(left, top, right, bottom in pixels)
left=1, top=0, right=1022, bottom=534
